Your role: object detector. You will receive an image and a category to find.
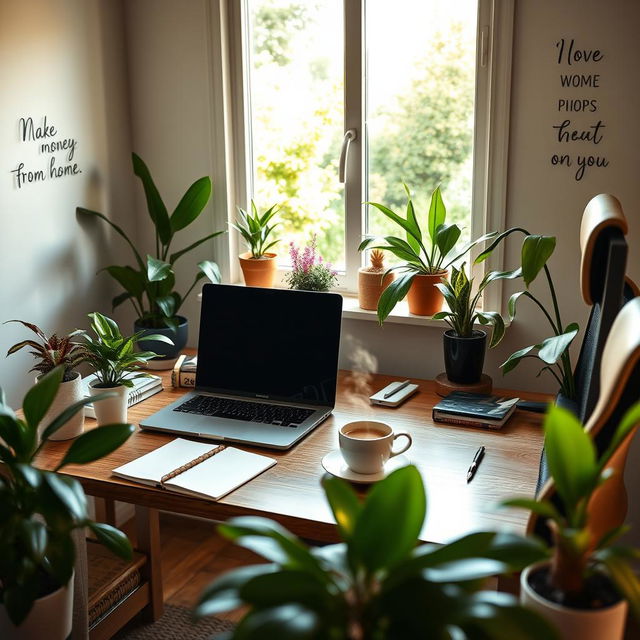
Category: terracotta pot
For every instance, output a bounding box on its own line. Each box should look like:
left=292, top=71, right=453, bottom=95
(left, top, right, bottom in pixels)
left=89, top=382, right=128, bottom=425
left=0, top=574, right=73, bottom=640
left=38, top=371, right=84, bottom=440
left=358, top=269, right=395, bottom=310
left=239, top=252, right=277, bottom=287
left=521, top=562, right=628, bottom=640
left=407, top=271, right=447, bottom=316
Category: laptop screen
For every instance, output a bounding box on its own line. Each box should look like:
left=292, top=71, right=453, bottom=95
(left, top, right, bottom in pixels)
left=196, top=284, right=343, bottom=406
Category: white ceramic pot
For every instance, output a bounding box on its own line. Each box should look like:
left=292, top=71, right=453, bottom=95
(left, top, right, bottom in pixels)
left=521, top=562, right=628, bottom=640
left=39, top=371, right=84, bottom=441
left=89, top=382, right=128, bottom=425
left=0, top=574, right=73, bottom=640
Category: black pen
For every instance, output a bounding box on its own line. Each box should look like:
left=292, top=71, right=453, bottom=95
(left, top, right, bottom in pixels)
left=466, top=446, right=485, bottom=483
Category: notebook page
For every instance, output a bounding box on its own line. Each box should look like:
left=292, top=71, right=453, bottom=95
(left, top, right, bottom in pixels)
left=113, top=439, right=216, bottom=484
left=166, top=447, right=276, bottom=500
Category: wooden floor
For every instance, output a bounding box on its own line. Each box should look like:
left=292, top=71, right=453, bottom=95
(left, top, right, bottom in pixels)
left=122, top=512, right=261, bottom=625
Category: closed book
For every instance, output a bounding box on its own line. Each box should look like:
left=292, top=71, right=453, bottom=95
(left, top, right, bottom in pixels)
left=432, top=391, right=519, bottom=429
left=171, top=355, right=198, bottom=388
left=112, top=438, right=276, bottom=501
left=83, top=374, right=162, bottom=419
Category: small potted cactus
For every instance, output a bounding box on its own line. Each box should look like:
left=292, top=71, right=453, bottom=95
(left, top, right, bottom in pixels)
left=358, top=248, right=395, bottom=311
left=5, top=320, right=88, bottom=440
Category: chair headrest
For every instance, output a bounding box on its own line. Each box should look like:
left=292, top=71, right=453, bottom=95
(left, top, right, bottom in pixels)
left=580, top=194, right=628, bottom=305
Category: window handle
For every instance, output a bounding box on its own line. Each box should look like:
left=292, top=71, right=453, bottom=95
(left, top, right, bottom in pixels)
left=339, top=128, right=357, bottom=183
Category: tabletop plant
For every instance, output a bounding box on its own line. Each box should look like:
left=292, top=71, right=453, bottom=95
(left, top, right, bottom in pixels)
left=232, top=200, right=280, bottom=259
left=80, top=312, right=171, bottom=388
left=77, top=152, right=224, bottom=331
left=433, top=262, right=507, bottom=347
left=4, top=320, right=87, bottom=382
left=195, top=465, right=557, bottom=639
left=0, top=366, right=134, bottom=626
left=475, top=229, right=578, bottom=400
left=285, top=235, right=338, bottom=292
left=503, top=403, right=640, bottom=625
left=359, top=184, right=495, bottom=322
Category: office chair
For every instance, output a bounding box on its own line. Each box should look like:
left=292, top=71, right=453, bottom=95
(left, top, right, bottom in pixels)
left=534, top=194, right=632, bottom=495
left=529, top=296, right=640, bottom=542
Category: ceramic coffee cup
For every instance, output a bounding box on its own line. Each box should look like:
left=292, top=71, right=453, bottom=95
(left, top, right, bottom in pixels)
left=339, top=420, right=412, bottom=474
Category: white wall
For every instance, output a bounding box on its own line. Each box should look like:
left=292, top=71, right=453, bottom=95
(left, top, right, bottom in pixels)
left=0, top=0, right=136, bottom=407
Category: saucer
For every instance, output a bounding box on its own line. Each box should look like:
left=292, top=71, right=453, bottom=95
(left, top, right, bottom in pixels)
left=321, top=449, right=410, bottom=484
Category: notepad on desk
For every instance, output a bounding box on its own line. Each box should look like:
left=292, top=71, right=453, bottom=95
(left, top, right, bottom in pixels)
left=112, top=438, right=276, bottom=501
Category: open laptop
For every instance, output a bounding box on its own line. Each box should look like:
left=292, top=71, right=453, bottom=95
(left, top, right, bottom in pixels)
left=140, top=283, right=343, bottom=450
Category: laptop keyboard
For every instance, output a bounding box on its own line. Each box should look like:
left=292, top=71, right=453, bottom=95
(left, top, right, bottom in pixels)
left=173, top=395, right=314, bottom=428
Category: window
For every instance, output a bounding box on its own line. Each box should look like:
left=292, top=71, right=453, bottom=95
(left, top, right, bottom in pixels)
left=224, top=0, right=514, bottom=304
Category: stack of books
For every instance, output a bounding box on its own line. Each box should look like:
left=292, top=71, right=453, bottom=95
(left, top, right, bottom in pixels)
left=82, top=374, right=163, bottom=418
left=432, top=391, right=519, bottom=430
left=171, top=354, right=197, bottom=388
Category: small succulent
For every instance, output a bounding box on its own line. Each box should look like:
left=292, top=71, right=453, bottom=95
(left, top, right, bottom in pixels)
left=366, top=248, right=385, bottom=272
left=5, top=320, right=88, bottom=382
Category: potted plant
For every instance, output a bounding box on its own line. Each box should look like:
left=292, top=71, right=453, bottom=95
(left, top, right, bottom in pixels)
left=358, top=248, right=395, bottom=310
left=77, top=152, right=224, bottom=365
left=360, top=184, right=494, bottom=321
left=195, top=465, right=557, bottom=639
left=285, top=235, right=338, bottom=291
left=504, top=404, right=640, bottom=640
left=5, top=320, right=88, bottom=440
left=79, top=312, right=172, bottom=425
left=476, top=229, right=578, bottom=403
left=433, top=263, right=507, bottom=384
left=232, top=200, right=280, bottom=287
left=0, top=366, right=134, bottom=638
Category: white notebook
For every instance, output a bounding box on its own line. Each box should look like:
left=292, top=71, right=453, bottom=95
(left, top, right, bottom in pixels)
left=112, top=438, right=276, bottom=501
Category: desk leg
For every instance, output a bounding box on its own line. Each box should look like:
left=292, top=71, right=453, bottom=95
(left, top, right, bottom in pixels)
left=94, top=497, right=116, bottom=526
left=135, top=506, right=164, bottom=622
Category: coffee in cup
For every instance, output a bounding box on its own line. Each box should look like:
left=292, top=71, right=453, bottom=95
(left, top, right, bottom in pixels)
left=339, top=420, right=412, bottom=474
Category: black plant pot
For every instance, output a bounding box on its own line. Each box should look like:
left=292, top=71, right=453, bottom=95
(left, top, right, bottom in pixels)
left=443, top=329, right=487, bottom=384
left=134, top=315, right=188, bottom=361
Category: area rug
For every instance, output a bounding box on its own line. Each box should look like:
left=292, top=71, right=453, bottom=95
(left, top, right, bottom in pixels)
left=115, top=604, right=235, bottom=639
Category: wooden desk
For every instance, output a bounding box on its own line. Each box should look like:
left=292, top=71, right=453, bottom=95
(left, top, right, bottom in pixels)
left=35, top=368, right=547, bottom=545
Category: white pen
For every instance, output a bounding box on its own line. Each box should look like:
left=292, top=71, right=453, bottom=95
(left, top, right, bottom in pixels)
left=384, top=379, right=411, bottom=399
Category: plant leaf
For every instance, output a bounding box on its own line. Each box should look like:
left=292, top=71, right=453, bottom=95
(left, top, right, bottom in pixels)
left=104, top=265, right=145, bottom=298
left=500, top=345, right=537, bottom=374
left=88, top=522, right=133, bottom=561
left=170, top=176, right=212, bottom=232
left=521, top=235, right=556, bottom=286
left=169, top=230, right=226, bottom=264
left=43, top=473, right=88, bottom=520
left=23, top=366, right=63, bottom=436
left=57, top=424, right=134, bottom=469
left=435, top=223, right=461, bottom=261
left=476, top=311, right=505, bottom=348
left=147, top=255, right=172, bottom=282
left=537, top=324, right=579, bottom=365
left=377, top=272, right=416, bottom=324
left=321, top=475, right=361, bottom=541
left=427, top=186, right=446, bottom=242
left=199, top=260, right=222, bottom=284
left=132, top=153, right=172, bottom=245
left=474, top=227, right=529, bottom=264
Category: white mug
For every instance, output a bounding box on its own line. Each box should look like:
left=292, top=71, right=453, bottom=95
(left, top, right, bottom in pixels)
left=339, top=420, right=412, bottom=474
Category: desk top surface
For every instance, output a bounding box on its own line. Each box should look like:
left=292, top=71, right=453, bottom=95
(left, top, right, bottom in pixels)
left=35, top=365, right=547, bottom=544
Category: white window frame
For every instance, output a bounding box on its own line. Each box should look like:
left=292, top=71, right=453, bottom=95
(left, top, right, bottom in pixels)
left=211, top=0, right=514, bottom=313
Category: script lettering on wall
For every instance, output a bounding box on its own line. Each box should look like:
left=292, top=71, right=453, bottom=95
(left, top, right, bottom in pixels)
left=550, top=38, right=609, bottom=181
left=11, top=116, right=82, bottom=189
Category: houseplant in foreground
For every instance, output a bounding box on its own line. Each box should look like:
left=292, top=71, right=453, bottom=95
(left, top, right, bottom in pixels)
left=79, top=312, right=172, bottom=425
left=475, top=228, right=578, bottom=402
left=0, top=366, right=134, bottom=638
left=360, top=184, right=495, bottom=321
left=195, top=465, right=557, bottom=639
left=433, top=263, right=508, bottom=384
left=5, top=320, right=88, bottom=440
left=504, top=403, right=640, bottom=640
left=232, top=200, right=280, bottom=287
left=285, top=235, right=338, bottom=292
left=77, top=152, right=224, bottom=363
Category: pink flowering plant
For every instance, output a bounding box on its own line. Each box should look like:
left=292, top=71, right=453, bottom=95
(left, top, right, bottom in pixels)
left=285, top=235, right=338, bottom=292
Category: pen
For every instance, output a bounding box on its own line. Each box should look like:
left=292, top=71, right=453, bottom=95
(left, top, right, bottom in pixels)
left=384, top=379, right=411, bottom=399
left=466, top=445, right=485, bottom=483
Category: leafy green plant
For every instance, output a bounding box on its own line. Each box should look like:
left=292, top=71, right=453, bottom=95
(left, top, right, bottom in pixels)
left=433, top=263, right=506, bottom=347
left=79, top=312, right=172, bottom=388
left=359, top=185, right=494, bottom=323
left=4, top=320, right=88, bottom=382
left=0, top=366, right=134, bottom=625
left=77, top=153, right=225, bottom=330
left=475, top=229, right=578, bottom=399
left=232, top=200, right=280, bottom=258
left=504, top=403, right=640, bottom=614
left=195, top=465, right=557, bottom=639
